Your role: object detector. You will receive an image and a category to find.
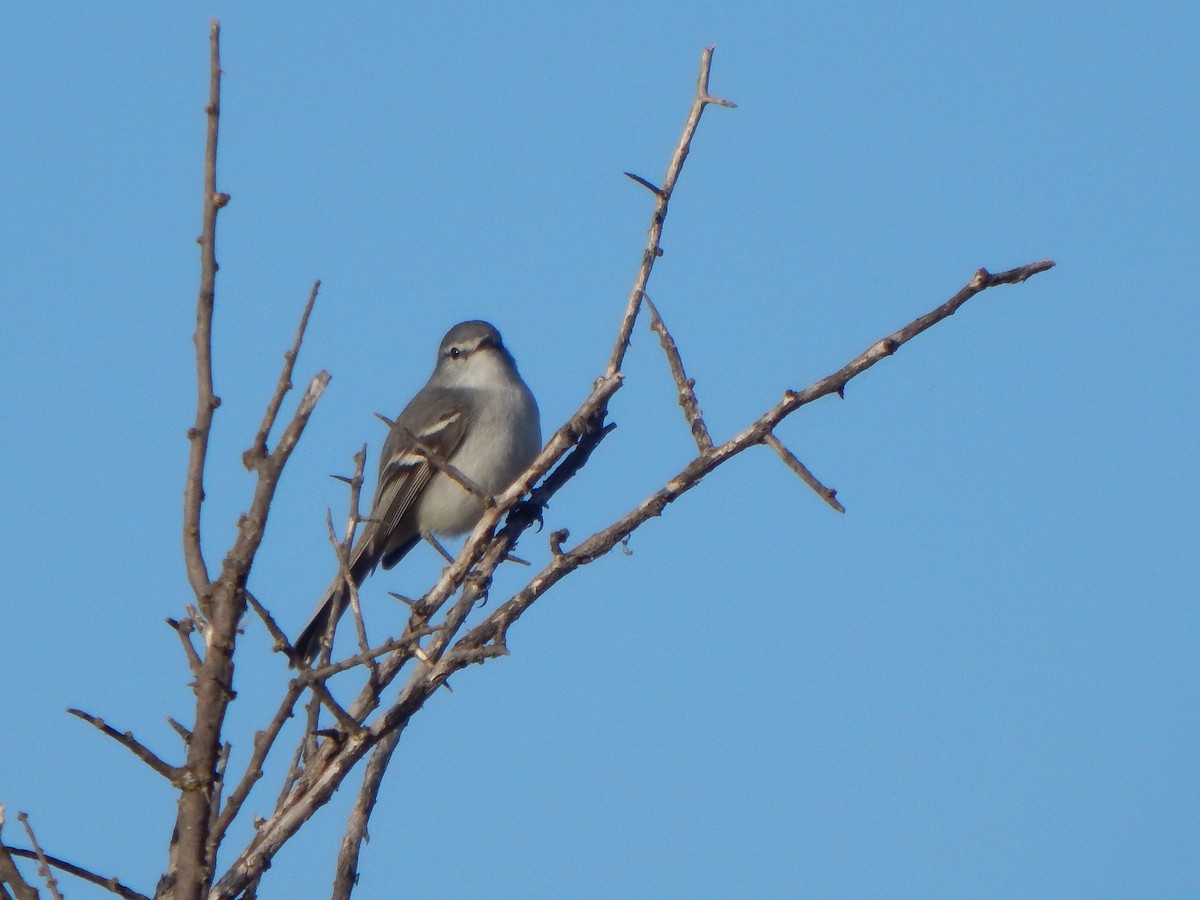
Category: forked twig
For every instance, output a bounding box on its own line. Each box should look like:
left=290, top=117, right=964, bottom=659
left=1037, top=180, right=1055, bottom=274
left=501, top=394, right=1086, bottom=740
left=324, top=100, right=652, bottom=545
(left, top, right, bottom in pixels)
left=608, top=46, right=736, bottom=376
left=246, top=280, right=322, bottom=465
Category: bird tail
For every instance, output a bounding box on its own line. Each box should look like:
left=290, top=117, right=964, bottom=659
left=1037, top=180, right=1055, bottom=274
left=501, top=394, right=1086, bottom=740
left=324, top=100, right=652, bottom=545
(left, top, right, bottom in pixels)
left=291, top=576, right=350, bottom=665
left=291, top=531, right=421, bottom=666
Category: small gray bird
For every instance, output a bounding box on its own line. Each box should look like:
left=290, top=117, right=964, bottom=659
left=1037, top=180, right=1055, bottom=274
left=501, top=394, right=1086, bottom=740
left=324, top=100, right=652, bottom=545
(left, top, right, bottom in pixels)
left=293, top=320, right=541, bottom=664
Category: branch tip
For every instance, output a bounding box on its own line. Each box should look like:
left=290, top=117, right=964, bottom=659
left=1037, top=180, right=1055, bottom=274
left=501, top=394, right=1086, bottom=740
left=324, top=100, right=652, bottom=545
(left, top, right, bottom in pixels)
left=624, top=171, right=664, bottom=196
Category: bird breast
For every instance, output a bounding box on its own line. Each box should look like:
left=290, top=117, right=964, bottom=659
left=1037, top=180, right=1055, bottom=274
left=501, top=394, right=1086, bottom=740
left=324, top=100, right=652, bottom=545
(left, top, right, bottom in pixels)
left=413, top=382, right=541, bottom=536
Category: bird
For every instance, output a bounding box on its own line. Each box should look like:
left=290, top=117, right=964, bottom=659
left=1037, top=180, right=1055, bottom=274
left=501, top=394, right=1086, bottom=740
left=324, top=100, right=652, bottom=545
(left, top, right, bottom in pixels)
left=293, top=320, right=541, bottom=664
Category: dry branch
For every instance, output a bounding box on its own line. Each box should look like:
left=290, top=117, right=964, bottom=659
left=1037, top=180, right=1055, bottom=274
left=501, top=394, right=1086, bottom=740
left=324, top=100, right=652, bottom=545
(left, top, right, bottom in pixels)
left=607, top=46, right=736, bottom=376
left=1, top=843, right=148, bottom=900
left=15, top=813, right=61, bottom=900
left=643, top=294, right=713, bottom=452
left=166, top=617, right=204, bottom=678
left=10, top=26, right=1052, bottom=900
left=446, top=259, right=1055, bottom=663
left=0, top=805, right=39, bottom=900
left=160, top=22, right=332, bottom=900
left=763, top=433, right=844, bottom=513
left=181, top=21, right=223, bottom=609
left=66, top=709, right=180, bottom=782
left=375, top=418, right=494, bottom=504
left=205, top=45, right=1058, bottom=896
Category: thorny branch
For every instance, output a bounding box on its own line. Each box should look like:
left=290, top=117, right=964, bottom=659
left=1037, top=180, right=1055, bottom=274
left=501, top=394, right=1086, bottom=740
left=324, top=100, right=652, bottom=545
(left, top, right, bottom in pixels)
left=207, top=41, right=1054, bottom=897
left=2, top=811, right=150, bottom=900
left=7, top=27, right=1056, bottom=900
left=159, top=20, right=331, bottom=900
left=446, top=260, right=1056, bottom=666
left=609, top=45, right=736, bottom=377
left=376, top=418, right=494, bottom=504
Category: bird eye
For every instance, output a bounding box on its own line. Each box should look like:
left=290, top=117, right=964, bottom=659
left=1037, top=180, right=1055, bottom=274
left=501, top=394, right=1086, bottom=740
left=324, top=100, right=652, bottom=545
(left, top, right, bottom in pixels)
left=449, top=347, right=462, bottom=359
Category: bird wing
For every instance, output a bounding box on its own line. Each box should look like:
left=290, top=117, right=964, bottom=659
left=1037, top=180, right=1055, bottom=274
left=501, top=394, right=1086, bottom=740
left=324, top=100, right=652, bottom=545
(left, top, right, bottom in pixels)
left=350, top=390, right=471, bottom=575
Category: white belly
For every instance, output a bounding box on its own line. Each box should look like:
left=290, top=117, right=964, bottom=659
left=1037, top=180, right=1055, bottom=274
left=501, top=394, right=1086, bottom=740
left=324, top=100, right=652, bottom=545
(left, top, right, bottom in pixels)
left=413, top=383, right=541, bottom=536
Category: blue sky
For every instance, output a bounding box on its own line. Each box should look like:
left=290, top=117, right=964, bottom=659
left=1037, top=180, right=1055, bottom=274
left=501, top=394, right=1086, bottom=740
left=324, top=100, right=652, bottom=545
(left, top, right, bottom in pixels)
left=1, top=3, right=1196, bottom=898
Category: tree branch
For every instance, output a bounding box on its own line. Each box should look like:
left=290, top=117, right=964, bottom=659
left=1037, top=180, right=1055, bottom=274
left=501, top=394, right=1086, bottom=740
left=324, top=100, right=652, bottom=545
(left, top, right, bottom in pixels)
left=166, top=617, right=204, bottom=679
left=2, top=843, right=148, bottom=900
left=188, top=36, right=1052, bottom=899
left=208, top=680, right=305, bottom=853
left=66, top=709, right=180, bottom=782
left=376, top=418, right=494, bottom=505
left=182, top=19, right=225, bottom=609
left=162, top=22, right=331, bottom=899
left=643, top=293, right=713, bottom=452
left=607, top=46, right=735, bottom=376
left=246, top=280, right=321, bottom=467
left=763, top=433, right=844, bottom=513
left=330, top=730, right=400, bottom=900
left=0, top=805, right=39, bottom=900
left=15, top=813, right=61, bottom=900
left=161, top=26, right=228, bottom=898
left=449, top=259, right=1055, bottom=658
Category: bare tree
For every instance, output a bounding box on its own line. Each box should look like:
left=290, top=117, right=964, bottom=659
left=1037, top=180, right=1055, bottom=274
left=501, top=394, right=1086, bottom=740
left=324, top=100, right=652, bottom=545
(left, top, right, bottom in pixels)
left=0, top=22, right=1053, bottom=900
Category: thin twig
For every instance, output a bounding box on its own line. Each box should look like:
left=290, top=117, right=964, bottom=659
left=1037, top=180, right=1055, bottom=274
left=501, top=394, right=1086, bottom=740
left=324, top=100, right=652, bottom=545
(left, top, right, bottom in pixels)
left=204, top=742, right=232, bottom=873
left=246, top=280, right=322, bottom=465
left=304, top=625, right=439, bottom=679
left=643, top=294, right=713, bottom=452
left=166, top=617, right=204, bottom=677
left=268, top=372, right=331, bottom=469
left=326, top=510, right=376, bottom=674
left=1, top=845, right=148, bottom=900
left=209, top=680, right=306, bottom=852
left=308, top=680, right=367, bottom=741
left=166, top=717, right=192, bottom=745
left=763, top=433, right=844, bottom=513
left=276, top=739, right=308, bottom=815
left=608, top=46, right=735, bottom=376
left=244, top=590, right=294, bottom=657
left=16, top=813, right=61, bottom=900
left=623, top=171, right=663, bottom=197
left=0, top=805, right=39, bottom=900
left=66, top=709, right=180, bottom=782
left=282, top=688, right=325, bottom=810
left=408, top=574, right=489, bottom=676
left=330, top=728, right=402, bottom=900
